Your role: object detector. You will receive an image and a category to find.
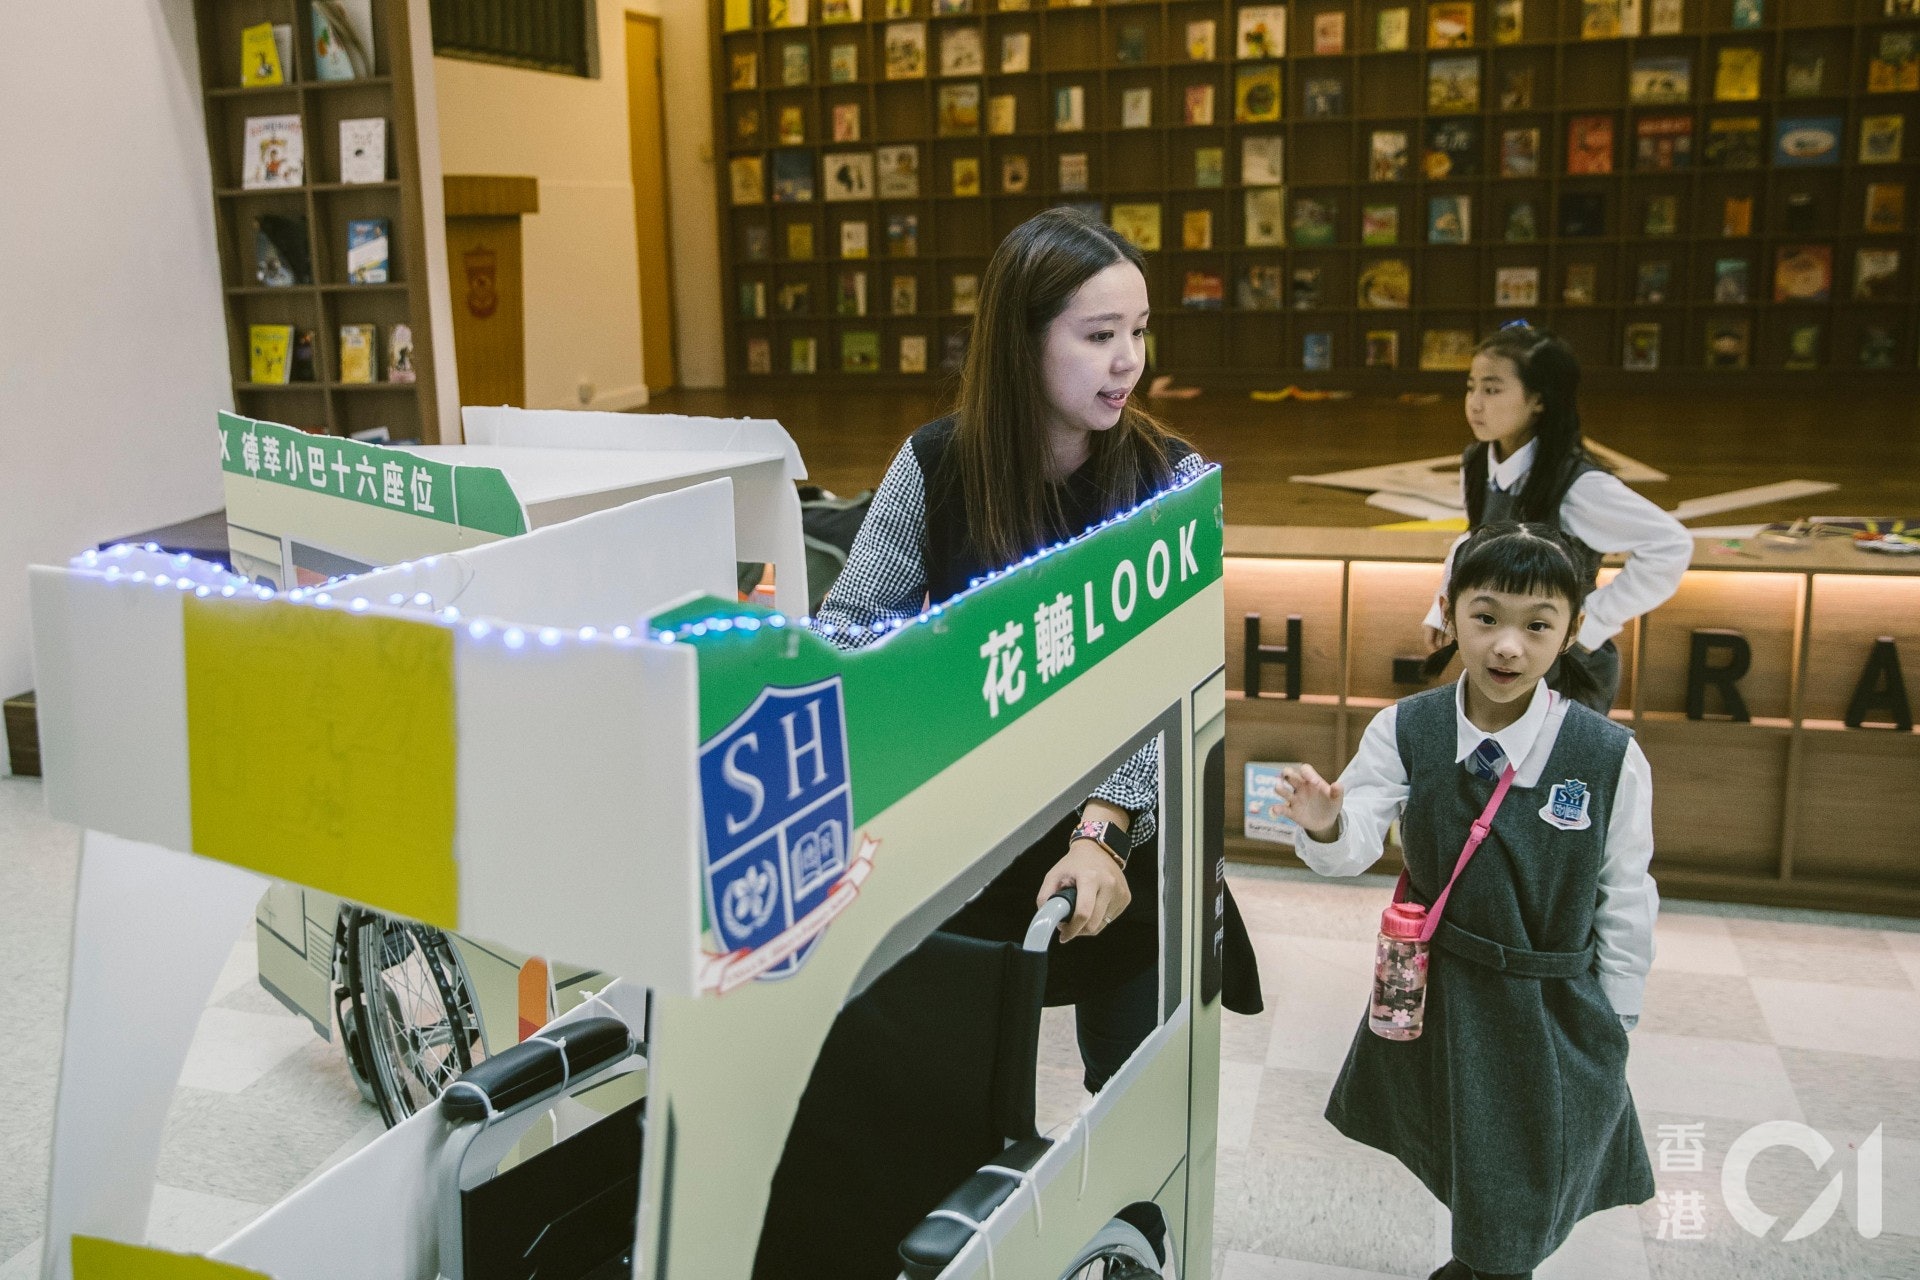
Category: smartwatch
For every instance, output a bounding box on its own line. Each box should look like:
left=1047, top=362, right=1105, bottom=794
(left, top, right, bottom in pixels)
left=1071, top=817, right=1130, bottom=869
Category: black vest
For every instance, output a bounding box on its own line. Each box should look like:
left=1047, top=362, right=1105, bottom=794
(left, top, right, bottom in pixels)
left=1464, top=441, right=1604, bottom=585
left=910, top=416, right=1193, bottom=604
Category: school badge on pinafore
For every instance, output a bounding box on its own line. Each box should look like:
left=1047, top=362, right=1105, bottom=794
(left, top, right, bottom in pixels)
left=1539, top=778, right=1592, bottom=831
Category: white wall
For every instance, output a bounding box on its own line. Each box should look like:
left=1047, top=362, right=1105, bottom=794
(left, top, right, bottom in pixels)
left=0, top=0, right=230, bottom=756
left=434, top=0, right=723, bottom=402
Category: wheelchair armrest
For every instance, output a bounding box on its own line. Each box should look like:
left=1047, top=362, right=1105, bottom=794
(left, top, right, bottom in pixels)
left=896, top=1136, right=1053, bottom=1279
left=440, top=1016, right=634, bottom=1124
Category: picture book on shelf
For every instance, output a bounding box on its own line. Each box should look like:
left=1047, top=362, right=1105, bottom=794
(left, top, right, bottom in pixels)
left=1649, top=0, right=1682, bottom=30
left=339, top=118, right=386, bottom=183
left=1188, top=19, right=1217, bottom=59
left=1635, top=115, right=1692, bottom=170
left=1242, top=135, right=1285, bottom=185
left=1722, top=196, right=1754, bottom=236
left=1185, top=84, right=1216, bottom=125
left=782, top=42, right=812, bottom=85
left=1054, top=84, right=1086, bottom=131
left=1784, top=51, right=1824, bottom=97
left=1291, top=196, right=1336, bottom=245
left=885, top=22, right=927, bottom=78
left=791, top=337, right=817, bottom=375
left=1715, top=48, right=1762, bottom=101
left=1580, top=0, right=1634, bottom=39
left=1427, top=2, right=1474, bottom=47
left=1427, top=55, right=1480, bottom=112
left=1059, top=152, right=1090, bottom=192
left=1643, top=195, right=1678, bottom=236
left=1500, top=128, right=1539, bottom=177
left=289, top=329, right=315, bottom=383
left=1629, top=56, right=1690, bottom=104
left=1234, top=64, right=1282, bottom=122
left=773, top=149, right=816, bottom=201
left=1622, top=323, right=1660, bottom=371
left=1855, top=247, right=1902, bottom=300
left=385, top=322, right=416, bottom=383
left=1358, top=258, right=1411, bottom=308
left=1000, top=153, right=1029, bottom=192
left=1427, top=194, right=1471, bottom=243
left=1500, top=67, right=1534, bottom=108
left=1195, top=146, right=1224, bottom=187
left=1243, top=189, right=1285, bottom=246
left=746, top=338, right=772, bottom=376
left=823, top=0, right=863, bottom=21
left=1291, top=266, right=1321, bottom=309
left=1562, top=262, right=1597, bottom=304
left=1303, top=77, right=1344, bottom=118
left=312, top=1, right=372, bottom=81
left=1732, top=0, right=1763, bottom=27
left=1785, top=325, right=1819, bottom=370
left=1713, top=257, right=1751, bottom=303
left=1370, top=130, right=1409, bottom=180
left=1705, top=319, right=1750, bottom=369
left=736, top=105, right=762, bottom=144
left=339, top=324, right=376, bottom=384
left=1365, top=330, right=1401, bottom=368
left=253, top=214, right=310, bottom=286
left=1001, top=32, right=1031, bottom=72
left=1302, top=332, right=1332, bottom=371
left=725, top=0, right=752, bottom=34
left=1494, top=0, right=1523, bottom=42
left=1182, top=270, right=1225, bottom=309
left=242, top=115, right=304, bottom=189
left=1361, top=203, right=1400, bottom=245
left=877, top=144, right=921, bottom=197
left=249, top=324, right=293, bottom=384
left=1869, top=32, right=1918, bottom=93
left=1238, top=266, right=1284, bottom=311
left=744, top=225, right=771, bottom=260
left=1377, top=7, right=1410, bottom=50
left=1865, top=182, right=1906, bottom=232
left=240, top=22, right=286, bottom=87
left=779, top=284, right=816, bottom=321
left=1505, top=200, right=1538, bottom=241
left=950, top=155, right=981, bottom=196
left=952, top=273, right=980, bottom=314
left=1110, top=203, right=1163, bottom=251
left=740, top=280, right=768, bottom=319
left=731, top=51, right=758, bottom=89
left=1236, top=5, right=1288, bottom=58
left=1423, top=119, right=1479, bottom=177
left=1420, top=329, right=1475, bottom=371
left=830, top=43, right=860, bottom=82
left=942, top=331, right=967, bottom=373
left=783, top=227, right=812, bottom=266
left=1774, top=118, right=1842, bottom=167
left=1859, top=328, right=1897, bottom=369
left=834, top=102, right=863, bottom=142
left=1495, top=266, right=1539, bottom=307
left=346, top=218, right=389, bottom=284
left=1860, top=115, right=1904, bottom=163
left=937, top=83, right=981, bottom=134
left=891, top=272, right=918, bottom=312
left=1121, top=87, right=1153, bottom=129
left=836, top=271, right=869, bottom=317
left=1115, top=23, right=1149, bottom=63
left=1566, top=116, right=1614, bottom=174
left=1704, top=117, right=1761, bottom=168
left=1773, top=244, right=1833, bottom=301
left=778, top=106, right=806, bottom=145
left=1314, top=12, right=1346, bottom=54
left=939, top=26, right=983, bottom=75
left=840, top=219, right=869, bottom=259
left=1634, top=260, right=1670, bottom=303
left=899, top=335, right=928, bottom=374
left=1183, top=208, right=1214, bottom=249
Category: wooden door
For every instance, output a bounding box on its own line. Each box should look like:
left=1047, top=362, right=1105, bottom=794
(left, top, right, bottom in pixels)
left=625, top=12, right=676, bottom=390
left=444, top=215, right=526, bottom=409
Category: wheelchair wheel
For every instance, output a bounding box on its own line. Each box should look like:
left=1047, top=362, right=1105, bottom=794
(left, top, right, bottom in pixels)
left=341, top=908, right=483, bottom=1126
left=1057, top=1218, right=1165, bottom=1279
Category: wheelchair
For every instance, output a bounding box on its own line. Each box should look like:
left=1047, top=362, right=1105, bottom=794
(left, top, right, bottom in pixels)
left=431, top=888, right=1169, bottom=1280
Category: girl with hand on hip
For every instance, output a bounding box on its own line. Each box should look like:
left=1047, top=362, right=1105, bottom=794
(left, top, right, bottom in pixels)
left=815, top=207, right=1260, bottom=1091
left=1424, top=323, right=1692, bottom=714
left=1286, top=522, right=1659, bottom=1280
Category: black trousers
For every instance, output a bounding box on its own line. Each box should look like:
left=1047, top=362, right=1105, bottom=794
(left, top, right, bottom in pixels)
left=941, top=812, right=1160, bottom=1093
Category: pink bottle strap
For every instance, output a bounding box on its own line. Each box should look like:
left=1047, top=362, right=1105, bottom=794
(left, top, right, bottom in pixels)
left=1393, top=763, right=1518, bottom=944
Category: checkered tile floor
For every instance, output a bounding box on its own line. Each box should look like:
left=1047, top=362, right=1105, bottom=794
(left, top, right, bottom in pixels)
left=4, top=775, right=1917, bottom=1278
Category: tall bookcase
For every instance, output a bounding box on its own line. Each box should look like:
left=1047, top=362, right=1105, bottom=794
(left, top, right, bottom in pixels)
left=195, top=0, right=446, bottom=441
left=711, top=0, right=1920, bottom=385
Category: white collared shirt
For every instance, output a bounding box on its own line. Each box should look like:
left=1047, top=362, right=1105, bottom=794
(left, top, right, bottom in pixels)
left=1421, top=439, right=1694, bottom=651
left=1293, top=677, right=1659, bottom=1016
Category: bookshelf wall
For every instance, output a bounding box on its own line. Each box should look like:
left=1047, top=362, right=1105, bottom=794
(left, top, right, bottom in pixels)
left=711, top=0, right=1920, bottom=384
left=195, top=0, right=445, bottom=441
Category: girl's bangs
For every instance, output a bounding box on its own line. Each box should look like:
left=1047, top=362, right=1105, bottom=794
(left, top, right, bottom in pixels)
left=1449, top=533, right=1584, bottom=608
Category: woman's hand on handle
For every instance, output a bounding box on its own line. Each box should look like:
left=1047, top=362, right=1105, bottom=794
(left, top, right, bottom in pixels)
left=1277, top=764, right=1344, bottom=844
left=1038, top=844, right=1132, bottom=942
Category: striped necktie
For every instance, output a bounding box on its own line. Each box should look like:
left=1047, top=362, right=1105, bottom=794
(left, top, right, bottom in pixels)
left=1466, top=737, right=1508, bottom=781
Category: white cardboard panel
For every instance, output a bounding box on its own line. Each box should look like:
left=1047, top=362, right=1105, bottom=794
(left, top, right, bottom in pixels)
left=29, top=567, right=192, bottom=850
left=42, top=835, right=266, bottom=1280
left=456, top=635, right=703, bottom=997
left=460, top=407, right=807, bottom=483
left=342, top=479, right=739, bottom=632
left=724, top=459, right=811, bottom=617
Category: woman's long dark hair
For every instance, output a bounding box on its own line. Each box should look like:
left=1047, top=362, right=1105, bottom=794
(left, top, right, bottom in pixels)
left=1464, top=324, right=1604, bottom=528
left=1427, top=521, right=1605, bottom=708
left=950, top=208, right=1191, bottom=567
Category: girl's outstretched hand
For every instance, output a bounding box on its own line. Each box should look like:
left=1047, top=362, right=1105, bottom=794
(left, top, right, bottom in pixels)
left=1278, top=764, right=1344, bottom=843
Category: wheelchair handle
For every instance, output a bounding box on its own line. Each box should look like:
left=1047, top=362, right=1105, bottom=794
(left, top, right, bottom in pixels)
left=440, top=1015, right=634, bottom=1124
left=1023, top=886, right=1078, bottom=952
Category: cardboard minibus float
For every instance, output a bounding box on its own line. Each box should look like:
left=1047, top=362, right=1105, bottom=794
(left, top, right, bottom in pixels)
left=213, top=409, right=812, bottom=1122
left=28, top=458, right=1230, bottom=1280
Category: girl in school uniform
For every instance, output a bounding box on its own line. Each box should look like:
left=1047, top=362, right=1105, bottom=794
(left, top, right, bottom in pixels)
left=1423, top=323, right=1693, bottom=714
left=815, top=207, right=1261, bottom=1092
left=1282, top=521, right=1660, bottom=1280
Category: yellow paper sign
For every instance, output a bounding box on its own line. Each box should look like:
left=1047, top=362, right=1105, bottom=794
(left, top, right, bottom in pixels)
left=184, top=596, right=458, bottom=927
left=73, top=1237, right=270, bottom=1279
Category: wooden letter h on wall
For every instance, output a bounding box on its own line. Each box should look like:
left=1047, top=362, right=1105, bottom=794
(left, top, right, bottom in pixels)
left=1244, top=613, right=1302, bottom=700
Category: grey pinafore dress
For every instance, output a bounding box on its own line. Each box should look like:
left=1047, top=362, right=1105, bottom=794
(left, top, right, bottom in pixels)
left=1323, top=686, right=1655, bottom=1274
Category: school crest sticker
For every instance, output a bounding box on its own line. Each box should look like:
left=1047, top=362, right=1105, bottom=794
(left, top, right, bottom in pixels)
left=1539, top=779, right=1593, bottom=831
left=696, top=676, right=875, bottom=994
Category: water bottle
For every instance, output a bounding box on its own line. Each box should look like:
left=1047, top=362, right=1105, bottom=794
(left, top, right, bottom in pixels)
left=1370, top=901, right=1429, bottom=1041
